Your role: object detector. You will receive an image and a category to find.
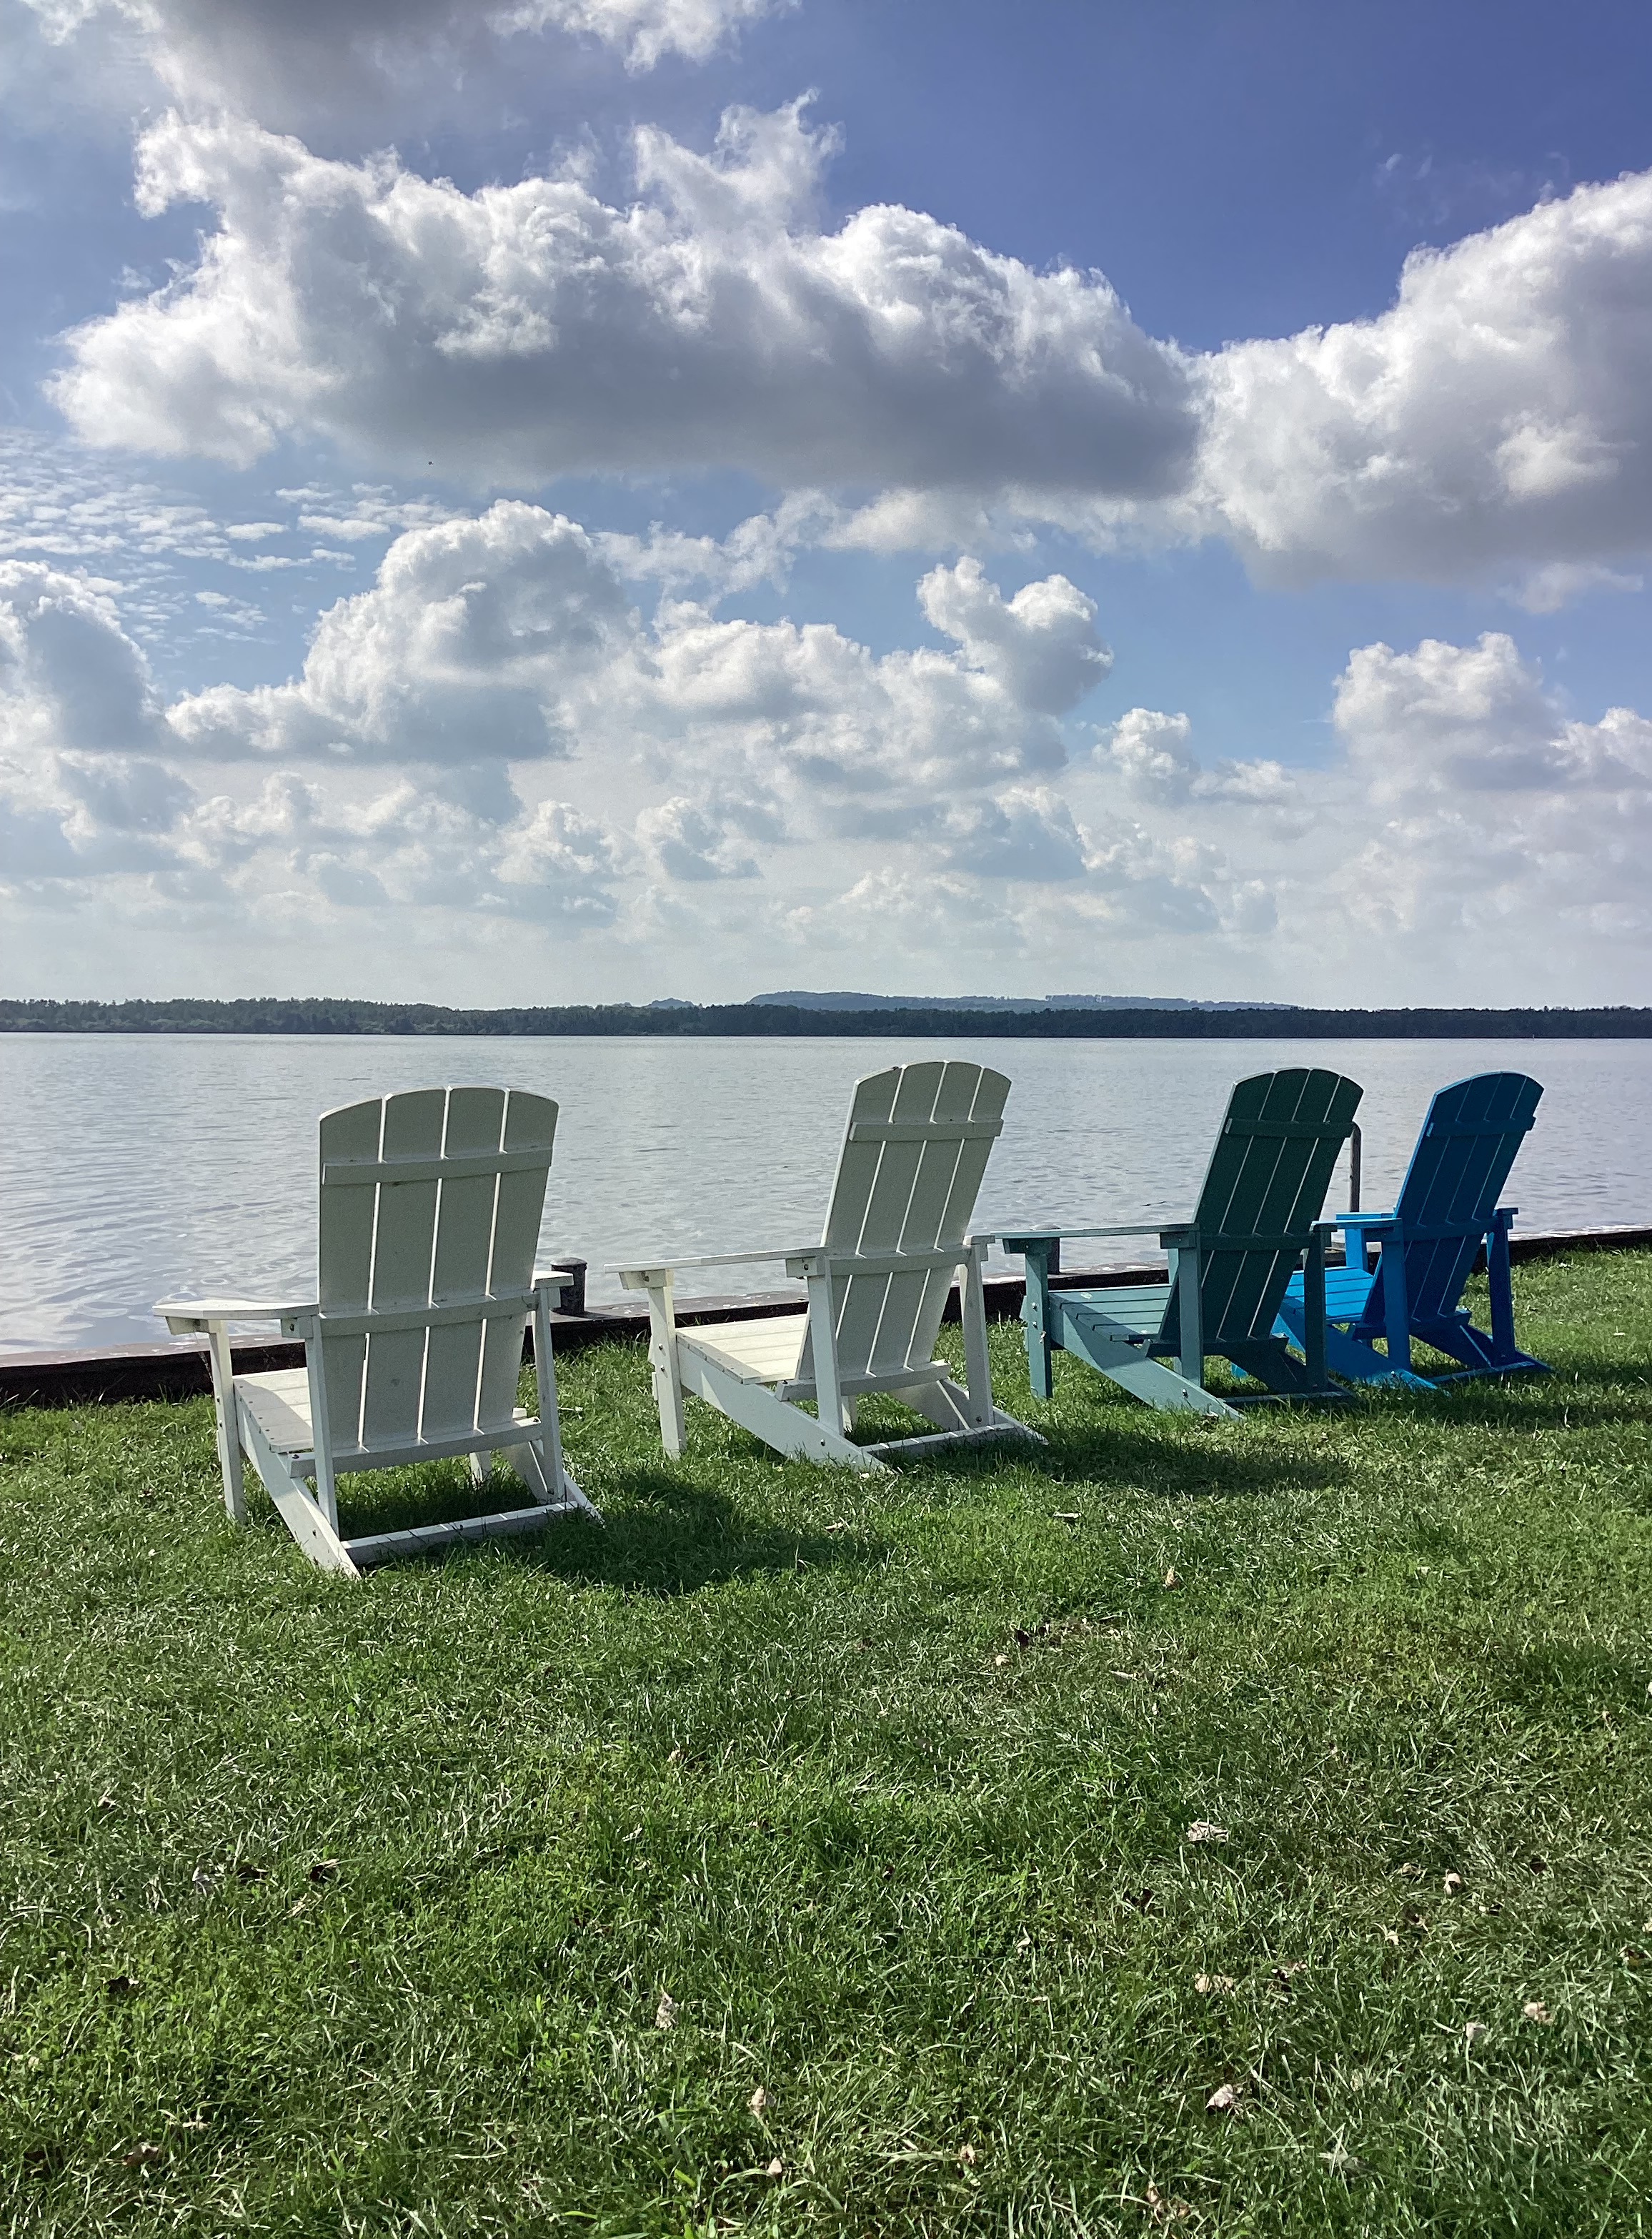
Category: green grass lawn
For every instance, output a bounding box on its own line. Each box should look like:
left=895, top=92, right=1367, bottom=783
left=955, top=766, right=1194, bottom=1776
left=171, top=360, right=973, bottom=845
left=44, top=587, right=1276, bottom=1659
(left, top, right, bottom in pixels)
left=4, top=1256, right=1652, bottom=2238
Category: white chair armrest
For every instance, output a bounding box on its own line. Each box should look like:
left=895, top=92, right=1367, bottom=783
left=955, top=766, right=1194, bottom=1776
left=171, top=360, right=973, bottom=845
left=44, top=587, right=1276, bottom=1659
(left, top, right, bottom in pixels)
left=154, top=1296, right=316, bottom=1336
left=614, top=1245, right=817, bottom=1289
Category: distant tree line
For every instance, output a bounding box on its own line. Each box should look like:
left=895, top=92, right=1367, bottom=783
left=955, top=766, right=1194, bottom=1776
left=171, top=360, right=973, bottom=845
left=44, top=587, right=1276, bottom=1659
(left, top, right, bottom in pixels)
left=2, top=996, right=1649, bottom=1038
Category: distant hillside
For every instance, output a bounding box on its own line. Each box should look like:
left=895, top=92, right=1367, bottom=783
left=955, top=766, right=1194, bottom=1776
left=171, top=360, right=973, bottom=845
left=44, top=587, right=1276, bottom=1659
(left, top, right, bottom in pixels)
left=750, top=991, right=1295, bottom=1012
left=3, top=997, right=1650, bottom=1038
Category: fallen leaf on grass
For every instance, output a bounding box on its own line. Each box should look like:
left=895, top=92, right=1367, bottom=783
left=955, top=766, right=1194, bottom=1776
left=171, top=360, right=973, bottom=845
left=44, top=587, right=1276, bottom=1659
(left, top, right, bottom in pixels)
left=1163, top=1567, right=1179, bottom=1589
left=1397, top=1861, right=1423, bottom=1880
left=1464, top=2020, right=1488, bottom=2043
left=1443, top=1870, right=1463, bottom=1896
left=1194, top=1972, right=1235, bottom=1994
left=1205, top=2081, right=1241, bottom=2115
left=655, top=1992, right=677, bottom=2031
left=1144, top=2182, right=1193, bottom=2223
left=1185, top=1821, right=1228, bottom=1845
left=765, top=2157, right=784, bottom=2178
left=1522, top=2000, right=1553, bottom=2024
left=121, top=2143, right=166, bottom=2170
left=993, top=1653, right=1010, bottom=1668
left=749, top=2086, right=767, bottom=2113
left=957, top=2143, right=977, bottom=2165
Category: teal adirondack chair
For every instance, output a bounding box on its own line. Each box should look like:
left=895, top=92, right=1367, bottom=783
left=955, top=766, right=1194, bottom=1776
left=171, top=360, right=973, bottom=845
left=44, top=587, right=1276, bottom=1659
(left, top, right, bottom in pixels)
left=1273, top=1071, right=1547, bottom=1388
left=1000, top=1068, right=1363, bottom=1421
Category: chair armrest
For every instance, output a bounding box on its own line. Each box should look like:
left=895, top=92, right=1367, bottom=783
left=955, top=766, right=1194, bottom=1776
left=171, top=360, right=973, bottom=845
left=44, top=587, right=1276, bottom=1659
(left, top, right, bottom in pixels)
left=990, top=1222, right=1183, bottom=1251
left=154, top=1296, right=315, bottom=1335
left=614, top=1244, right=816, bottom=1288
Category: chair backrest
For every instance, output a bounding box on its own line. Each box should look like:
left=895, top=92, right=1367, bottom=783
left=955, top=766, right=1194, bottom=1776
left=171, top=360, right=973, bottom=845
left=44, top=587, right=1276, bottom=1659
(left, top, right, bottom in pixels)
left=803, top=1061, right=1010, bottom=1384
left=1162, top=1068, right=1363, bottom=1352
left=315, top=1086, right=557, bottom=1458
left=1385, top=1071, right=1543, bottom=1323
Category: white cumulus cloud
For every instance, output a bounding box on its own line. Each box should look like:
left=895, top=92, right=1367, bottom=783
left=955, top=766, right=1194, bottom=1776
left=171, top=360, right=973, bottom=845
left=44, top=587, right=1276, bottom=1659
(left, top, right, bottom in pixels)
left=51, top=102, right=1196, bottom=497
left=1193, top=167, right=1652, bottom=586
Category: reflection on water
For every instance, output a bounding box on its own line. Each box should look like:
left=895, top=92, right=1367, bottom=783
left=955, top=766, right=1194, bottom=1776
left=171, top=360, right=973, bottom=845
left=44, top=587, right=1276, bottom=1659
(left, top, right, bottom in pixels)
left=1, top=1033, right=1647, bottom=1352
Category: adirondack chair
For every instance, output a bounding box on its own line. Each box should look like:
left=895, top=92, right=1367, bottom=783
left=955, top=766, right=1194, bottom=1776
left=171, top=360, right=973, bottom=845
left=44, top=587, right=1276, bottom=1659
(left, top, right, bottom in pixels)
left=616, top=1061, right=1036, bottom=1472
left=155, top=1086, right=598, bottom=1577
left=1274, top=1071, right=1548, bottom=1386
left=996, top=1068, right=1363, bottom=1420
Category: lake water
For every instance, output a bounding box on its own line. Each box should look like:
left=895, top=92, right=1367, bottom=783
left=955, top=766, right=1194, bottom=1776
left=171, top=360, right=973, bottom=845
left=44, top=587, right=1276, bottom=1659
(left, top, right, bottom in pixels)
left=1, top=1033, right=1648, bottom=1354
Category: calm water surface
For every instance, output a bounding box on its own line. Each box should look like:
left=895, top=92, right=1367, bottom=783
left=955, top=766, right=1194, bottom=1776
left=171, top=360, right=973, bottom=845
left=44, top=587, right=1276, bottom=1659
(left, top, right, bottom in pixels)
left=1, top=1033, right=1648, bottom=1352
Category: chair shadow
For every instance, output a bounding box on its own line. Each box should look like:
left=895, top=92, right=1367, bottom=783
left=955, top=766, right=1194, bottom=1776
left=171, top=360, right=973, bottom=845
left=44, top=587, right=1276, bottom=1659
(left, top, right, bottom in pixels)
left=520, top=1466, right=888, bottom=1594
left=1027, top=1412, right=1353, bottom=1503
left=325, top=1459, right=885, bottom=1595
left=1392, top=1357, right=1651, bottom=1434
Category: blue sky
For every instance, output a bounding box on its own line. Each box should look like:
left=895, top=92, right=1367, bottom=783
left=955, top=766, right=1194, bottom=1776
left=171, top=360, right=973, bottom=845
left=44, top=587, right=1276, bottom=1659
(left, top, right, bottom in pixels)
left=1, top=0, right=1649, bottom=1003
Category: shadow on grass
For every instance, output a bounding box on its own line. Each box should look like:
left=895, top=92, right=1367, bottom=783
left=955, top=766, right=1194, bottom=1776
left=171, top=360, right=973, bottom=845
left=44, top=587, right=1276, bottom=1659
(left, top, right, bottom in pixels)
left=522, top=1465, right=887, bottom=1594
left=1027, top=1414, right=1352, bottom=1503
left=1385, top=1359, right=1650, bottom=1432
left=327, top=1459, right=885, bottom=1594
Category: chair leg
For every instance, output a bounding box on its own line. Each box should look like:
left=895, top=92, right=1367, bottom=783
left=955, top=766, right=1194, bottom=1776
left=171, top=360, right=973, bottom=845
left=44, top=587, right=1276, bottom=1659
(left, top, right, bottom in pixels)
left=1378, top=1243, right=1413, bottom=1377
left=1487, top=1213, right=1521, bottom=1366
left=1015, top=1239, right=1055, bottom=1400
left=205, top=1325, right=247, bottom=1524
left=644, top=1277, right=687, bottom=1456
left=960, top=1244, right=995, bottom=1427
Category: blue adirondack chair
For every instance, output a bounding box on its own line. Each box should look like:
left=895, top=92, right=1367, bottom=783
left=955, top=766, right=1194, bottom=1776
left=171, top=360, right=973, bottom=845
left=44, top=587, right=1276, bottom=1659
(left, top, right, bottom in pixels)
left=1273, top=1071, right=1547, bottom=1388
left=997, top=1068, right=1363, bottom=1420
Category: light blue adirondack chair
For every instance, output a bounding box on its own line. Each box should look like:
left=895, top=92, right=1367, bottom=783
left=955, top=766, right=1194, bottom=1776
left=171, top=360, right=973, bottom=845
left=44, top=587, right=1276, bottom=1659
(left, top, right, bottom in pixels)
left=999, top=1068, right=1363, bottom=1420
left=1274, top=1071, right=1548, bottom=1388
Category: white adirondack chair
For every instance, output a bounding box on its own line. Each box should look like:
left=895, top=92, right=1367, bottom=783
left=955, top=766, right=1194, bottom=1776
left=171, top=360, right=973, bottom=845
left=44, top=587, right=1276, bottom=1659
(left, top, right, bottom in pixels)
left=155, top=1085, right=599, bottom=1577
left=617, top=1061, right=1036, bottom=1472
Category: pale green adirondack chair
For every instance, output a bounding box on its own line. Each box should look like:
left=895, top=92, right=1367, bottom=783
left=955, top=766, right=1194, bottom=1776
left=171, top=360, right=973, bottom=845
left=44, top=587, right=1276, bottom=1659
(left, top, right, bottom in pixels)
left=157, top=1086, right=598, bottom=1576
left=995, top=1068, right=1362, bottom=1419
left=617, top=1061, right=1037, bottom=1471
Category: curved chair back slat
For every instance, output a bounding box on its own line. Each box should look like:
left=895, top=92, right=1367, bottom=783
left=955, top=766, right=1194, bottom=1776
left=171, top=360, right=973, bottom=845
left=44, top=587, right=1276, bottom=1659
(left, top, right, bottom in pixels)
left=317, top=1086, right=558, bottom=1457
left=1164, top=1068, right=1363, bottom=1351
left=1365, top=1071, right=1542, bottom=1330
left=805, top=1060, right=1010, bottom=1384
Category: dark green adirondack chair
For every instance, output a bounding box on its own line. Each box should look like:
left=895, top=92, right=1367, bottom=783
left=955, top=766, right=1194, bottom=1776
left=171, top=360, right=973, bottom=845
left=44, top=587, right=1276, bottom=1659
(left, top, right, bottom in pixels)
left=999, top=1068, right=1362, bottom=1419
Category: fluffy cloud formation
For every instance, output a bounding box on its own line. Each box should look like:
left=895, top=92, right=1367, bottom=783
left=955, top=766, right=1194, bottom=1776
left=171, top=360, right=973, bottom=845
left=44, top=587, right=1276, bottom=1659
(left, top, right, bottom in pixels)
left=49, top=102, right=1652, bottom=592
left=51, top=104, right=1195, bottom=495
left=1324, top=630, right=1652, bottom=940
left=1195, top=167, right=1652, bottom=587
left=20, top=0, right=780, bottom=124
left=1098, top=706, right=1294, bottom=808
left=169, top=501, right=1111, bottom=800
left=6, top=517, right=1649, bottom=996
